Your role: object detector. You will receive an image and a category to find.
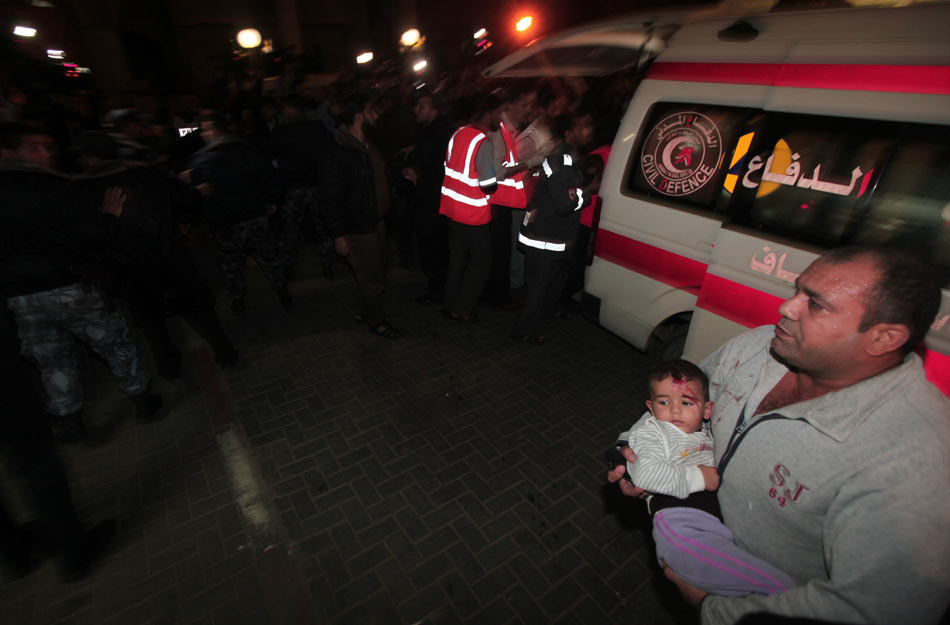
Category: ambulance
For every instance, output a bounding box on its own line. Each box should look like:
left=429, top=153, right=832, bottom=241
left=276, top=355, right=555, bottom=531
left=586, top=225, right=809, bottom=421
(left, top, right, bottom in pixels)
left=486, top=2, right=950, bottom=396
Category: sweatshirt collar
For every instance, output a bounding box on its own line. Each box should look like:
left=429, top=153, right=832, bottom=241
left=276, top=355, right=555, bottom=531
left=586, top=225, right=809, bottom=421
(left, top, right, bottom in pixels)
left=750, top=348, right=923, bottom=442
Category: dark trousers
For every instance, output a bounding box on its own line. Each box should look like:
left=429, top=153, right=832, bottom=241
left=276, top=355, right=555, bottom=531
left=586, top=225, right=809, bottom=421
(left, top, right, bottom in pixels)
left=216, top=216, right=286, bottom=302
left=122, top=250, right=236, bottom=376
left=414, top=190, right=448, bottom=294
left=487, top=205, right=515, bottom=305
left=345, top=221, right=388, bottom=325
left=513, top=249, right=569, bottom=338
left=444, top=221, right=492, bottom=315
left=0, top=345, right=84, bottom=566
left=561, top=224, right=593, bottom=305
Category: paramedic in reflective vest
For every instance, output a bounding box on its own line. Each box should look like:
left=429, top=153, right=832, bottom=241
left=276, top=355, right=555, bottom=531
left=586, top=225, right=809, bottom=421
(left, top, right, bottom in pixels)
left=511, top=113, right=596, bottom=343
left=486, top=88, right=542, bottom=309
left=439, top=96, right=499, bottom=322
left=608, top=247, right=950, bottom=625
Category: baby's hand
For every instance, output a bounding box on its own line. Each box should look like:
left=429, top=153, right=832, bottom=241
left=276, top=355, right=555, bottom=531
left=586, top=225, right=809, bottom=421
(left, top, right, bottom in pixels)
left=699, top=465, right=720, bottom=491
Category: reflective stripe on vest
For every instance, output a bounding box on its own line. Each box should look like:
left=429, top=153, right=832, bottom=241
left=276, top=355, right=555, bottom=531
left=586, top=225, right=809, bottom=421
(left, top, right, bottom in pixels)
left=440, top=126, right=492, bottom=225
left=491, top=121, right=529, bottom=208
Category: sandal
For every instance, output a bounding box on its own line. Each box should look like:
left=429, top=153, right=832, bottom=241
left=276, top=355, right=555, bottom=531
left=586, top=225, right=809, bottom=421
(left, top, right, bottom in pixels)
left=370, top=323, right=401, bottom=339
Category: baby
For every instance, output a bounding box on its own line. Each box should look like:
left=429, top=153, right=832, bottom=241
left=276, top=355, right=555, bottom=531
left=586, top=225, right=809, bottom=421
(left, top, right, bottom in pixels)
left=609, top=359, right=795, bottom=596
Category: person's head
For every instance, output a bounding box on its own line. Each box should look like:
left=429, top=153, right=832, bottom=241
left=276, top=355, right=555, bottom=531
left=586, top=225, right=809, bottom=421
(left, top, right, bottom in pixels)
left=503, top=87, right=537, bottom=128
left=337, top=92, right=379, bottom=133
left=73, top=130, right=117, bottom=170
left=413, top=92, right=440, bottom=126
left=462, top=93, right=501, bottom=132
left=772, top=247, right=940, bottom=382
left=279, top=94, right=304, bottom=122
left=645, top=359, right=713, bottom=434
left=198, top=109, right=229, bottom=143
left=0, top=122, right=58, bottom=170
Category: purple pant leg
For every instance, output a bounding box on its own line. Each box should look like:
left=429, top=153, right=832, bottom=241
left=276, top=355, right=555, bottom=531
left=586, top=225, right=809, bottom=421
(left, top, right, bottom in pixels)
left=653, top=507, right=796, bottom=596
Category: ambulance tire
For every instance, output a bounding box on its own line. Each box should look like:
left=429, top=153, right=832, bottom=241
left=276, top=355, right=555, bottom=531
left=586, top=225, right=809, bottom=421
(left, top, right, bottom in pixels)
left=648, top=321, right=688, bottom=362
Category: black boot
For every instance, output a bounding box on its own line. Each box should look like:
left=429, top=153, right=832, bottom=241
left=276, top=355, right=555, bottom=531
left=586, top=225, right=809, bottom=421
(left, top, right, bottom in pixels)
left=130, top=392, right=164, bottom=422
left=49, top=411, right=87, bottom=443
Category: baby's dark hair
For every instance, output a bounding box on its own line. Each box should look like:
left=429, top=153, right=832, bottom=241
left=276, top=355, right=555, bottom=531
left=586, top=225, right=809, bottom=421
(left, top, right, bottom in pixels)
left=648, top=359, right=709, bottom=401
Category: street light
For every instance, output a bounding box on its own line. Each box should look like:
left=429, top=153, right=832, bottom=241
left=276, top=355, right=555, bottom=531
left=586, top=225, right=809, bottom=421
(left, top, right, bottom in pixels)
left=400, top=28, right=421, bottom=47
left=236, top=28, right=262, bottom=49
left=473, top=28, right=487, bottom=39
left=413, top=59, right=427, bottom=73
left=356, top=51, right=374, bottom=64
left=515, top=16, right=533, bottom=32
left=13, top=25, right=37, bottom=37
left=47, top=49, right=65, bottom=59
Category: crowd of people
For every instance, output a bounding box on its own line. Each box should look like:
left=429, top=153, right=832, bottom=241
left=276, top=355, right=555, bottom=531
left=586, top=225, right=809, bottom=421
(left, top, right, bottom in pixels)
left=0, top=58, right=633, bottom=582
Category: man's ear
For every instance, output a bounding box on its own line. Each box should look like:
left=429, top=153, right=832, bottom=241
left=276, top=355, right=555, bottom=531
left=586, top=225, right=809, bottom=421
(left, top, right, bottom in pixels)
left=645, top=400, right=654, bottom=416
left=702, top=401, right=714, bottom=421
left=865, top=323, right=911, bottom=357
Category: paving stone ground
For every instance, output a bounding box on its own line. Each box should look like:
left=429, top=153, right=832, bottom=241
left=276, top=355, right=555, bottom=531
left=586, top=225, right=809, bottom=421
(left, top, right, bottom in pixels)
left=0, top=238, right=695, bottom=625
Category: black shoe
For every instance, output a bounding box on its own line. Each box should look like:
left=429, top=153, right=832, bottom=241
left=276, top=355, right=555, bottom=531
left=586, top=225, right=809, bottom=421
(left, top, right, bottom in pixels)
left=131, top=393, right=164, bottom=422
left=230, top=299, right=246, bottom=316
left=276, top=288, right=293, bottom=310
left=50, top=411, right=88, bottom=443
left=60, top=520, right=116, bottom=583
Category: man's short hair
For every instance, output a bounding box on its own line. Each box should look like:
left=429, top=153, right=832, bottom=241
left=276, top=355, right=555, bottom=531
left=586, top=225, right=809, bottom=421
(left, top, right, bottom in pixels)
left=648, top=359, right=709, bottom=401
left=336, top=92, right=373, bottom=127
left=820, top=246, right=941, bottom=353
left=0, top=121, right=47, bottom=151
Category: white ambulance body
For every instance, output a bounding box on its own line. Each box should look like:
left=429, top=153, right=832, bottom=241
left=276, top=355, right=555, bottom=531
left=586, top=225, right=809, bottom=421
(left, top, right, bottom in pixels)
left=489, top=3, right=950, bottom=396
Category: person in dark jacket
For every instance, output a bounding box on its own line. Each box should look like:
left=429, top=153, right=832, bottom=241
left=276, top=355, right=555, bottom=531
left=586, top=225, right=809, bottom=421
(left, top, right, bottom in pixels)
left=183, top=111, right=291, bottom=315
left=406, top=92, right=454, bottom=305
left=511, top=113, right=597, bottom=343
left=73, top=131, right=238, bottom=378
left=0, top=122, right=161, bottom=441
left=261, top=95, right=332, bottom=279
left=318, top=93, right=400, bottom=338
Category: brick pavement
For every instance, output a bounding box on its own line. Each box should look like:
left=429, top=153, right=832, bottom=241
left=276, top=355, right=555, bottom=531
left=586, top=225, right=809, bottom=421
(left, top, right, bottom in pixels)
left=0, top=242, right=695, bottom=625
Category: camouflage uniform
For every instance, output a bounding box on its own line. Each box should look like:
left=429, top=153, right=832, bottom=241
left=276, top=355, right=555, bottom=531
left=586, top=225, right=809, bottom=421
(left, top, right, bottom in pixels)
left=277, top=186, right=317, bottom=274
left=6, top=283, right=150, bottom=417
left=217, top=215, right=287, bottom=302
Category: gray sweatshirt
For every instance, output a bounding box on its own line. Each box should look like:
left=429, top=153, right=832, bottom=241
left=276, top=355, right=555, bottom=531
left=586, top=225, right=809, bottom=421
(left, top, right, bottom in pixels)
left=699, top=325, right=950, bottom=625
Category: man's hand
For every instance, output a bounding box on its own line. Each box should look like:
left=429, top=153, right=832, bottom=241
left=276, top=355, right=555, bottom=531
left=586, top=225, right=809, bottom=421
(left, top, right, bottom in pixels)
left=333, top=236, right=350, bottom=257
left=100, top=187, right=127, bottom=217
left=178, top=169, right=192, bottom=184
left=606, top=446, right=651, bottom=499
left=664, top=566, right=708, bottom=608
left=402, top=168, right=418, bottom=185
left=700, top=465, right=720, bottom=491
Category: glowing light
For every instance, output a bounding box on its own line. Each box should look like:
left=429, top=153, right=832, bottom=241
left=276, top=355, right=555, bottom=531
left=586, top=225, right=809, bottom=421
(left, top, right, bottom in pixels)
left=413, top=59, right=427, bottom=73
left=13, top=26, right=37, bottom=37
left=400, top=28, right=421, bottom=47
left=47, top=49, right=65, bottom=59
left=356, top=51, right=374, bottom=64
left=473, top=28, right=487, bottom=39
left=515, top=16, right=533, bottom=32
left=236, top=28, right=262, bottom=49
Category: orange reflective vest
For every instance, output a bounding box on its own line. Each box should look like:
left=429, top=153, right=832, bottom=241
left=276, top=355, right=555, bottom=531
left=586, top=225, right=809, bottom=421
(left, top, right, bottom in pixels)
left=490, top=121, right=531, bottom=209
left=439, top=126, right=495, bottom=225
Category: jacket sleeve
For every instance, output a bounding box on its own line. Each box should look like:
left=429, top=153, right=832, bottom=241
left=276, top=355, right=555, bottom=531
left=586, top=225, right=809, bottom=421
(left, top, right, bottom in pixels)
left=701, top=432, right=950, bottom=625
left=318, top=148, right=346, bottom=239
left=545, top=158, right=592, bottom=216
left=625, top=421, right=705, bottom=499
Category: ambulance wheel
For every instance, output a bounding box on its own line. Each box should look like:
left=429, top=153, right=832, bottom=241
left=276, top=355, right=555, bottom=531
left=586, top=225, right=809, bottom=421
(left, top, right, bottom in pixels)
left=648, top=321, right=688, bottom=361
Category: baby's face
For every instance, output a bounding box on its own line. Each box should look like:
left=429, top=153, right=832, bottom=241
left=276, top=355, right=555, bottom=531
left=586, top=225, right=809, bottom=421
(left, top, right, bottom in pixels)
left=646, top=375, right=711, bottom=434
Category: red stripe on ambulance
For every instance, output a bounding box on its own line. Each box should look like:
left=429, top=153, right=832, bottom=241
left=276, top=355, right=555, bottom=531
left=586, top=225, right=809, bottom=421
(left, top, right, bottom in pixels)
left=594, top=230, right=706, bottom=295
left=646, top=62, right=950, bottom=95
